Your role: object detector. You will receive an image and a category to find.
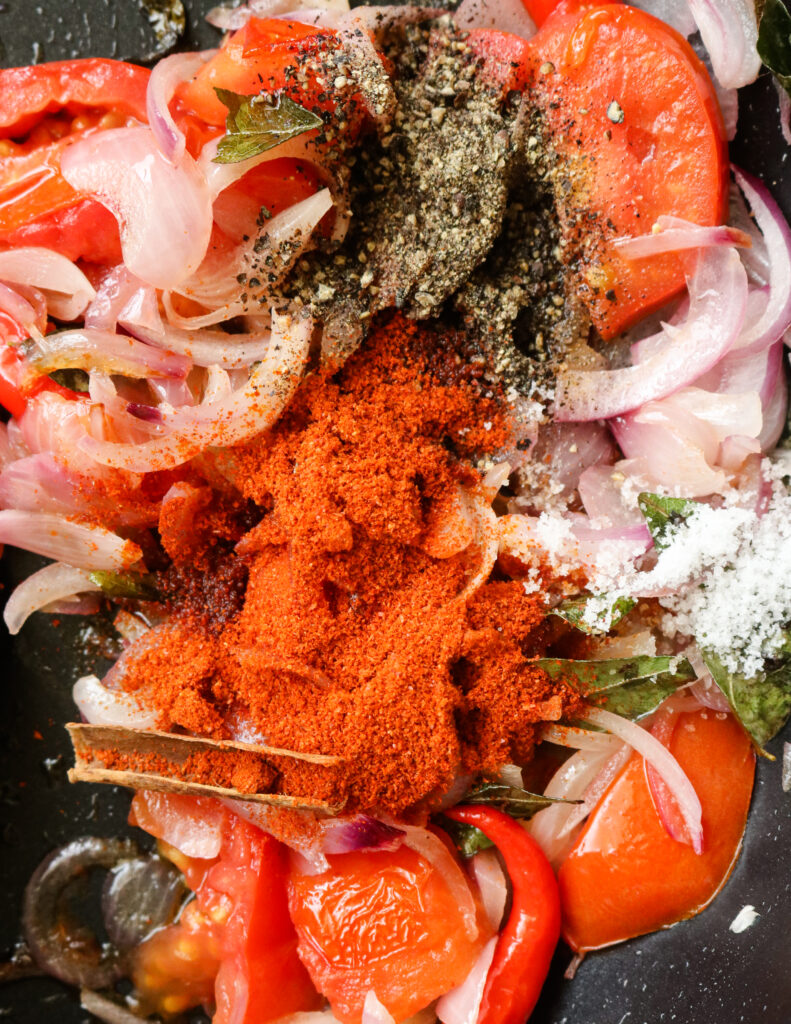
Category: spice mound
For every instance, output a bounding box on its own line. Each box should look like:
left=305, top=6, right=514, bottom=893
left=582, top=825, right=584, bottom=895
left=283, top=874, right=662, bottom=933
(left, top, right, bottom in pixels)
left=113, top=315, right=584, bottom=817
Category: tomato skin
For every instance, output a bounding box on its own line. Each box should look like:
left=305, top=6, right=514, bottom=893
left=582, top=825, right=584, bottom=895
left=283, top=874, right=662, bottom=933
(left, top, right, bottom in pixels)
left=558, top=709, right=755, bottom=952
left=0, top=198, right=123, bottom=264
left=466, top=30, right=532, bottom=94
left=528, top=4, right=728, bottom=337
left=288, top=845, right=492, bottom=1024
left=0, top=59, right=150, bottom=138
left=204, top=817, right=322, bottom=1024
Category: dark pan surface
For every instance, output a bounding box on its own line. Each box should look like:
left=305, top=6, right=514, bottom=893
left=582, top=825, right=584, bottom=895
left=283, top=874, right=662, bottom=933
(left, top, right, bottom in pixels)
left=0, top=3, right=789, bottom=1021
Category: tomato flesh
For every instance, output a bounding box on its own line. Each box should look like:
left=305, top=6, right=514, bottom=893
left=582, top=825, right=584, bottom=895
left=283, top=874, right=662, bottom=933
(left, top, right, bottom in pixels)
left=528, top=3, right=728, bottom=337
left=288, top=845, right=491, bottom=1024
left=558, top=710, right=755, bottom=952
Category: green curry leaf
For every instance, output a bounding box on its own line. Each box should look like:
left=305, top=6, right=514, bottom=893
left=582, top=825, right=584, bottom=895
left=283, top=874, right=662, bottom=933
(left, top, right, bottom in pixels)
left=703, top=647, right=791, bottom=754
left=437, top=783, right=578, bottom=856
left=758, top=0, right=791, bottom=95
left=539, top=655, right=696, bottom=720
left=213, top=89, right=323, bottom=165
left=47, top=368, right=90, bottom=393
left=88, top=571, right=161, bottom=602
left=553, top=593, right=636, bottom=635
left=637, top=492, right=701, bottom=551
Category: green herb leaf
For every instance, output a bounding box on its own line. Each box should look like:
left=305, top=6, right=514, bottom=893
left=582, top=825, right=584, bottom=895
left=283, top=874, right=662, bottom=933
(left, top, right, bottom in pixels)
left=88, top=571, right=161, bottom=602
left=638, top=492, right=701, bottom=550
left=758, top=0, right=791, bottom=95
left=553, top=593, right=636, bottom=635
left=703, top=647, right=791, bottom=754
left=539, top=655, right=696, bottom=720
left=212, top=90, right=323, bottom=165
left=48, top=368, right=90, bottom=393
left=437, top=783, right=577, bottom=857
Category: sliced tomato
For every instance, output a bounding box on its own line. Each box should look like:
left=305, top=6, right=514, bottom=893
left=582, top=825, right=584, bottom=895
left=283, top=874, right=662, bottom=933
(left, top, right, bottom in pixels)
left=131, top=794, right=320, bottom=1023
left=212, top=157, right=323, bottom=242
left=177, top=17, right=335, bottom=127
left=0, top=59, right=152, bottom=264
left=558, top=709, right=755, bottom=952
left=202, top=816, right=322, bottom=1024
left=528, top=3, right=728, bottom=337
left=466, top=29, right=532, bottom=94
left=288, top=844, right=492, bottom=1024
left=0, top=59, right=149, bottom=139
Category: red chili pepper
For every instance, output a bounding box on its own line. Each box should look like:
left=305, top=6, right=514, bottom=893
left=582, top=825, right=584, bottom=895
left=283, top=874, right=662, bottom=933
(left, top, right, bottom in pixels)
left=444, top=805, right=560, bottom=1024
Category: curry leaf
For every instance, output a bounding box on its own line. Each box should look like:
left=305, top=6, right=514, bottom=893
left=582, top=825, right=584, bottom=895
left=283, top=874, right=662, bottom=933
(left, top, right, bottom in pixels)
left=437, top=783, right=578, bottom=856
left=553, top=593, right=636, bottom=635
left=703, top=647, right=791, bottom=754
left=758, top=0, right=791, bottom=95
left=539, top=655, right=696, bottom=720
left=638, top=492, right=701, bottom=550
left=88, top=571, right=161, bottom=602
left=213, top=90, right=323, bottom=165
left=48, top=368, right=90, bottom=393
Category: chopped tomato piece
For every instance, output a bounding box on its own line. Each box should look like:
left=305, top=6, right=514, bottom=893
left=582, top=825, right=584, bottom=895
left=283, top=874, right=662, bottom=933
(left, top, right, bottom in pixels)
left=466, top=30, right=532, bottom=94
left=528, top=3, right=728, bottom=337
left=288, top=844, right=492, bottom=1024
left=177, top=17, right=335, bottom=127
left=558, top=709, right=755, bottom=952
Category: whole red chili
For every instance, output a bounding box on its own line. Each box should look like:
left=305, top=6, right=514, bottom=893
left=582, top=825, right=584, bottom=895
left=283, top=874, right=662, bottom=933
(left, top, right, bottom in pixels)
left=444, top=805, right=561, bottom=1024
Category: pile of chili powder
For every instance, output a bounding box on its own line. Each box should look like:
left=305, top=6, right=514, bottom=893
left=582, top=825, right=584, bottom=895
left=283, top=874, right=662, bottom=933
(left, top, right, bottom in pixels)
left=112, top=314, right=584, bottom=821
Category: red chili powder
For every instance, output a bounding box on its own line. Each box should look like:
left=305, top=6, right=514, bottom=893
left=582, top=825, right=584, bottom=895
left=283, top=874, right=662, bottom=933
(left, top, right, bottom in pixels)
left=115, top=314, right=585, bottom=817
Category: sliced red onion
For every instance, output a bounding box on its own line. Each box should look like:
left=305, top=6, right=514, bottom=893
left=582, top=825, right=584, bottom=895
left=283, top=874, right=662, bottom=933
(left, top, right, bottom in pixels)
left=169, top=189, right=333, bottom=324
left=0, top=424, right=13, bottom=470
left=89, top=373, right=166, bottom=445
left=147, top=51, right=216, bottom=165
left=25, top=328, right=191, bottom=380
left=202, top=365, right=232, bottom=403
left=61, top=127, right=213, bottom=290
left=688, top=676, right=732, bottom=713
left=362, top=991, right=395, bottom=1024
left=555, top=247, right=748, bottom=421
left=583, top=706, right=703, bottom=854
left=529, top=421, right=617, bottom=496
left=320, top=815, right=404, bottom=854
left=758, top=350, right=788, bottom=450
left=644, top=705, right=697, bottom=849
left=0, top=453, right=84, bottom=516
left=436, top=936, right=497, bottom=1024
left=454, top=0, right=535, bottom=35
left=119, top=287, right=273, bottom=368
left=528, top=747, right=614, bottom=864
left=0, top=510, right=141, bottom=571
left=541, top=723, right=623, bottom=752
left=731, top=167, right=791, bottom=353
left=401, top=825, right=478, bottom=940
left=3, top=563, right=100, bottom=635
left=577, top=465, right=645, bottom=529
left=0, top=248, right=96, bottom=321
left=468, top=848, right=507, bottom=931
left=80, top=310, right=311, bottom=470
left=133, top=790, right=225, bottom=859
left=207, top=0, right=349, bottom=31
left=84, top=267, right=143, bottom=332
left=0, top=281, right=42, bottom=335
left=73, top=674, right=159, bottom=730
left=614, top=217, right=751, bottom=260
left=688, top=0, right=760, bottom=90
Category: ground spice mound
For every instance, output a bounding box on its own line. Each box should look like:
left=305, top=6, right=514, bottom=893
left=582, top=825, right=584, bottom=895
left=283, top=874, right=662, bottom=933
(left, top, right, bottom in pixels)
left=116, top=315, right=585, bottom=817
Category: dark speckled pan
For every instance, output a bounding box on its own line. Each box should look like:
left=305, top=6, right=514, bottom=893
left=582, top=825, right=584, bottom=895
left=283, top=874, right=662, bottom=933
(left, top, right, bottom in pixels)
left=0, top=3, right=789, bottom=1021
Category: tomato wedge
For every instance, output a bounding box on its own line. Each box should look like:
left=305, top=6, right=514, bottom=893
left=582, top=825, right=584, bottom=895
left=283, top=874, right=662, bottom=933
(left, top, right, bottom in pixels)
left=558, top=709, right=755, bottom=952
left=527, top=2, right=728, bottom=337
left=0, top=59, right=151, bottom=264
left=288, top=844, right=492, bottom=1023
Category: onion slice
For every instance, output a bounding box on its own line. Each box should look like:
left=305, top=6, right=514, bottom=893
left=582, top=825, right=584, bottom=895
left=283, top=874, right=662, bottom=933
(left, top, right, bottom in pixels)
left=0, top=248, right=95, bottom=321
left=61, top=127, right=213, bottom=290
left=0, top=510, right=141, bottom=570
left=25, top=328, right=191, bottom=380
left=614, top=217, right=751, bottom=259
left=80, top=311, right=312, bottom=471
left=583, top=706, right=703, bottom=853
left=401, top=825, right=478, bottom=940
left=361, top=992, right=395, bottom=1024
left=436, top=936, right=497, bottom=1024
left=555, top=246, right=747, bottom=421
left=687, top=0, right=760, bottom=90
left=147, top=51, right=217, bottom=164
left=3, top=564, right=101, bottom=635
left=73, top=675, right=159, bottom=730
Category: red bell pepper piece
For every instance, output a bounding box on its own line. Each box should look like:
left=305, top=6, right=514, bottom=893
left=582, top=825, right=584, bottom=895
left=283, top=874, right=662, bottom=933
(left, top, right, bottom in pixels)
left=444, top=805, right=560, bottom=1024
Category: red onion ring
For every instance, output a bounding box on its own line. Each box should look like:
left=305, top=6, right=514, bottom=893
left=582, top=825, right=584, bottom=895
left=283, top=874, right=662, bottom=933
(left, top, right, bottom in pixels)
left=688, top=0, right=760, bottom=90
left=147, top=51, right=217, bottom=165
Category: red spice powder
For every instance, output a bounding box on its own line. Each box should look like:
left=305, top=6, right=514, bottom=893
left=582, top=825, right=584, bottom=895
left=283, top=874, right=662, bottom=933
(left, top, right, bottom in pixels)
left=115, top=315, right=585, bottom=817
